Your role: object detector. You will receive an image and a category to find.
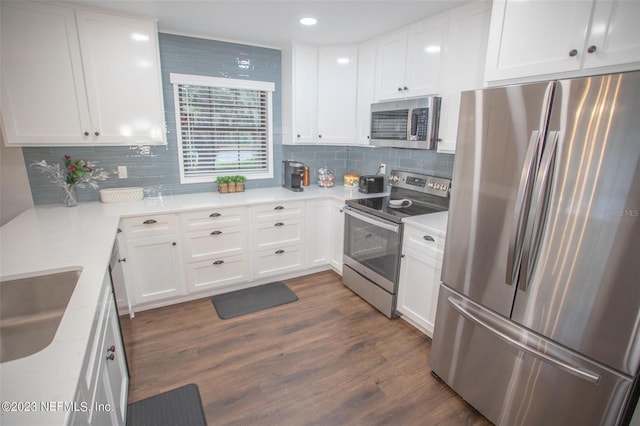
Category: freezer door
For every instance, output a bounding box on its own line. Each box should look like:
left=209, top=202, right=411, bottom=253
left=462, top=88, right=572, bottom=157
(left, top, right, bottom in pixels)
left=511, top=71, right=640, bottom=376
left=431, top=285, right=633, bottom=426
left=442, top=81, right=553, bottom=316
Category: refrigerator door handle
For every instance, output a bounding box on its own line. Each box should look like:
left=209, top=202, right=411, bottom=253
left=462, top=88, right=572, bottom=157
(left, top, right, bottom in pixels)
left=447, top=296, right=601, bottom=384
left=506, top=130, right=542, bottom=285
left=520, top=130, right=560, bottom=291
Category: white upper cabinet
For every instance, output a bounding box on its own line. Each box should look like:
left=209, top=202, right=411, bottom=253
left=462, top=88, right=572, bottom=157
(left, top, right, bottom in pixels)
left=583, top=0, right=640, bottom=70
left=317, top=46, right=358, bottom=144
left=282, top=43, right=318, bottom=144
left=282, top=43, right=359, bottom=145
left=485, top=0, right=640, bottom=82
left=355, top=41, right=376, bottom=145
left=437, top=2, right=491, bottom=154
left=375, top=16, right=447, bottom=101
left=75, top=10, right=166, bottom=145
left=1, top=1, right=166, bottom=146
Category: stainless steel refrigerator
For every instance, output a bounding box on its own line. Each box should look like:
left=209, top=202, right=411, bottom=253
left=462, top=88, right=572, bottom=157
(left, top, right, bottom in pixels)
left=430, top=70, right=640, bottom=426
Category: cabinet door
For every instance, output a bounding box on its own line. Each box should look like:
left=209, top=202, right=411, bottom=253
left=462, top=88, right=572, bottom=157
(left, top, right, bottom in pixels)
left=355, top=41, right=376, bottom=145
left=437, top=2, right=491, bottom=154
left=397, top=246, right=442, bottom=337
left=583, top=0, right=640, bottom=69
left=292, top=44, right=318, bottom=143
left=306, top=200, right=331, bottom=267
left=127, top=236, right=185, bottom=304
left=317, top=46, right=358, bottom=144
left=75, top=10, right=166, bottom=145
left=104, top=302, right=128, bottom=425
left=485, top=0, right=592, bottom=81
left=404, top=16, right=446, bottom=97
left=329, top=200, right=345, bottom=273
left=376, top=31, right=408, bottom=100
left=1, top=2, right=91, bottom=145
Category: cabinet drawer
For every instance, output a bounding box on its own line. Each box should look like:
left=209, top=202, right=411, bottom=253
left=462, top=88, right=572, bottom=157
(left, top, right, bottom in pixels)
left=252, top=201, right=304, bottom=222
left=185, top=254, right=250, bottom=293
left=253, top=218, right=303, bottom=249
left=182, top=226, right=247, bottom=260
left=180, top=207, right=246, bottom=231
left=120, top=214, right=177, bottom=238
left=402, top=225, right=445, bottom=254
left=254, top=246, right=304, bottom=279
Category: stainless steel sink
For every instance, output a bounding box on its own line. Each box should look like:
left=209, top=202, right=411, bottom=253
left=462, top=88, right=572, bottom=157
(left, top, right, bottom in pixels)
left=0, top=269, right=81, bottom=362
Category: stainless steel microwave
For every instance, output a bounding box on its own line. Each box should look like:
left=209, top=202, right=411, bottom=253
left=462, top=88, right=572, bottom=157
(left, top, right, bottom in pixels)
left=370, top=96, right=441, bottom=149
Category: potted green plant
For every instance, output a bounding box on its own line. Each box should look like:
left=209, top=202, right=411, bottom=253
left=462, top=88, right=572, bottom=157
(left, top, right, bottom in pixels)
left=215, top=176, right=230, bottom=193
left=233, top=175, right=246, bottom=192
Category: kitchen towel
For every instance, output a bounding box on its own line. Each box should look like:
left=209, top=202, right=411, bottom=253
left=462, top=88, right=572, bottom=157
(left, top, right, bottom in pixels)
left=211, top=281, right=298, bottom=319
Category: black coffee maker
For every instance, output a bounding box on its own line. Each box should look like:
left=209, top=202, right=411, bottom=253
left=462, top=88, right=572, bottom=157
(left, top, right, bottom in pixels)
left=282, top=160, right=304, bottom=192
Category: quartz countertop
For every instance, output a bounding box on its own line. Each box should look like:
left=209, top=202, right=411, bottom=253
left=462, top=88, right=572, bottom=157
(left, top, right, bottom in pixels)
left=0, top=185, right=387, bottom=425
left=402, top=210, right=449, bottom=235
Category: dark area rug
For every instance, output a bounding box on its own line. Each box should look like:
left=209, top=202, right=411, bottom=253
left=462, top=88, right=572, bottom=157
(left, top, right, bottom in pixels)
left=211, top=281, right=298, bottom=319
left=126, top=383, right=207, bottom=426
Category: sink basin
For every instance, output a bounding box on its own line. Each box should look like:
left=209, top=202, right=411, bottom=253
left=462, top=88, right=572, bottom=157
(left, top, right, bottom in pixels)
left=0, top=269, right=81, bottom=362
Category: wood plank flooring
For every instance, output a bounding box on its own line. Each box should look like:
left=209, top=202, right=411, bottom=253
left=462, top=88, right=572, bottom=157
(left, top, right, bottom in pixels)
left=120, top=271, right=491, bottom=425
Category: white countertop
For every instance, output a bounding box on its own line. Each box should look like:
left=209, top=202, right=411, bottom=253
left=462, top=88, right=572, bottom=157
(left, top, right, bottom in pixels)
left=0, top=185, right=386, bottom=425
left=402, top=210, right=449, bottom=235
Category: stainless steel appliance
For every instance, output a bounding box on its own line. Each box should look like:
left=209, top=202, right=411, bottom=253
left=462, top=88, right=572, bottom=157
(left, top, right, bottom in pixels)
left=430, top=71, right=640, bottom=426
left=343, top=170, right=450, bottom=318
left=282, top=160, right=304, bottom=192
left=358, top=175, right=384, bottom=194
left=370, top=97, right=441, bottom=149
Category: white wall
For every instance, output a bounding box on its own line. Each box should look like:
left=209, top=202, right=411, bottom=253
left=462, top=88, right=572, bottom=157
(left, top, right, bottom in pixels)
left=0, top=131, right=34, bottom=225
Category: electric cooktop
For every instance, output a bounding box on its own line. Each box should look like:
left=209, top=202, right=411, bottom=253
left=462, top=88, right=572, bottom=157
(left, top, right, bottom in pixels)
left=345, top=170, right=451, bottom=223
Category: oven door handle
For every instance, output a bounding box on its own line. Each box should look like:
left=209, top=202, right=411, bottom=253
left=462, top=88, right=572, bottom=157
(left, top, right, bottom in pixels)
left=344, top=207, right=400, bottom=233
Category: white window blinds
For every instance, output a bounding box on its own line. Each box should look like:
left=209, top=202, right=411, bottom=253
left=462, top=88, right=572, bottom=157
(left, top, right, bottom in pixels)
left=170, top=74, right=275, bottom=183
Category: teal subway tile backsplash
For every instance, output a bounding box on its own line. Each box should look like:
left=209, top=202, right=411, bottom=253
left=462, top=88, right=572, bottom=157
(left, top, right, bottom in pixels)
left=23, top=33, right=454, bottom=205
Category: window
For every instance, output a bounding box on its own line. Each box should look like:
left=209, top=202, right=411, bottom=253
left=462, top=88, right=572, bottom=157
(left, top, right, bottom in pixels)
left=170, top=73, right=275, bottom=183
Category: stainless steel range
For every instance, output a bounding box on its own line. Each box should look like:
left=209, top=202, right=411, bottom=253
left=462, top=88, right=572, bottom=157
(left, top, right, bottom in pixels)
left=342, top=170, right=450, bottom=318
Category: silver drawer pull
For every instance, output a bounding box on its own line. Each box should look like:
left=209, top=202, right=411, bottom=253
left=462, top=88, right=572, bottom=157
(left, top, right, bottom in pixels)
left=210, top=230, right=222, bottom=236
left=423, top=235, right=435, bottom=242
left=143, top=219, right=157, bottom=225
left=275, top=222, right=285, bottom=227
left=274, top=206, right=284, bottom=210
left=209, top=212, right=221, bottom=217
left=275, top=249, right=285, bottom=255
left=213, top=260, right=224, bottom=265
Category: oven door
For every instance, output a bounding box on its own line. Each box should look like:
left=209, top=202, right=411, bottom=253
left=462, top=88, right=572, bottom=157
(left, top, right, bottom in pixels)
left=343, top=206, right=402, bottom=293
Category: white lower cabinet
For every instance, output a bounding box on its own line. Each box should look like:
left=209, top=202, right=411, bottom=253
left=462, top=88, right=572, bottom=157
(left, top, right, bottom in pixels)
left=73, top=272, right=128, bottom=425
left=397, top=223, right=445, bottom=337
left=306, top=200, right=331, bottom=268
left=329, top=200, right=345, bottom=273
left=120, top=198, right=346, bottom=311
left=121, top=214, right=185, bottom=306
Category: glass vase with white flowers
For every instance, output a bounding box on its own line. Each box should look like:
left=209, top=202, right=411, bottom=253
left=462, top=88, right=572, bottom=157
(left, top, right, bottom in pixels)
left=31, top=155, right=111, bottom=206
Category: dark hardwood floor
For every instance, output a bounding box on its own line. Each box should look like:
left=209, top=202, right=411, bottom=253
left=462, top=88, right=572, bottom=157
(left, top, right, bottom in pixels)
left=120, top=270, right=491, bottom=425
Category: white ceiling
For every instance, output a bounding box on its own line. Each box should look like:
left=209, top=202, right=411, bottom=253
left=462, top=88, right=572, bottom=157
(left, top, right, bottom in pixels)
left=60, top=0, right=472, bottom=48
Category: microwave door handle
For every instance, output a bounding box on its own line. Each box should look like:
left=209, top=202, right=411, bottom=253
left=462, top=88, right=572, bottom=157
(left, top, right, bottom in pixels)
left=410, top=110, right=419, bottom=138
left=344, top=208, right=399, bottom=233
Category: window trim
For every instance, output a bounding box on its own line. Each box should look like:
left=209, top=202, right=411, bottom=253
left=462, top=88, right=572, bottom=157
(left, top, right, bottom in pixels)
left=170, top=73, right=275, bottom=184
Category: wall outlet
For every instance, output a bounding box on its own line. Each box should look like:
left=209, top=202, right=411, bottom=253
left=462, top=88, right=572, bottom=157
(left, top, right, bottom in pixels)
left=117, top=166, right=128, bottom=179
left=379, top=163, right=386, bottom=175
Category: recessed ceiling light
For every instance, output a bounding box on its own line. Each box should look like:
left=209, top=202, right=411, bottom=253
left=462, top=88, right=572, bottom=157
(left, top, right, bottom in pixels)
left=300, top=17, right=317, bottom=26
left=337, top=58, right=350, bottom=65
